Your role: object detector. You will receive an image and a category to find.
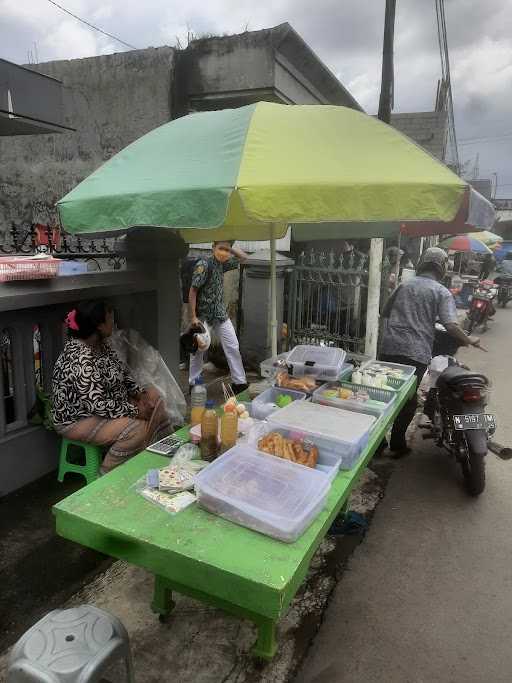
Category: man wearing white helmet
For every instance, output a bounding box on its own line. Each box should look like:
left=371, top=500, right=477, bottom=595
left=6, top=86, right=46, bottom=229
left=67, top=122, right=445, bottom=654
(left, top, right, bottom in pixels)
left=380, top=246, right=480, bottom=458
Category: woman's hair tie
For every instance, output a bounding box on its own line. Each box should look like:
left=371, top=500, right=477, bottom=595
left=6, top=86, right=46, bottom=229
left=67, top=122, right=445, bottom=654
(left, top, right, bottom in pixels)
left=66, top=309, right=79, bottom=331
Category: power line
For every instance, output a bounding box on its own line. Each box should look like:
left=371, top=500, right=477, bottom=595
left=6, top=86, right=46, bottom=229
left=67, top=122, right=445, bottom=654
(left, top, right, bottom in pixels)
left=46, top=0, right=138, bottom=50
left=458, top=133, right=512, bottom=146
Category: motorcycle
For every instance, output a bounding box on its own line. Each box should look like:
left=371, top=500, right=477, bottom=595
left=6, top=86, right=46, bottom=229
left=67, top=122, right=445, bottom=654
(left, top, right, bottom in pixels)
left=422, top=325, right=495, bottom=496
left=464, top=280, right=498, bottom=333
left=495, top=274, right=512, bottom=308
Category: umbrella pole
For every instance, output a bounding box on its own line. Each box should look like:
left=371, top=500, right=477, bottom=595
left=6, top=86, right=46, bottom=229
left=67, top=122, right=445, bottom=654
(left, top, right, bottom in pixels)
left=270, top=225, right=278, bottom=357
left=365, top=238, right=383, bottom=359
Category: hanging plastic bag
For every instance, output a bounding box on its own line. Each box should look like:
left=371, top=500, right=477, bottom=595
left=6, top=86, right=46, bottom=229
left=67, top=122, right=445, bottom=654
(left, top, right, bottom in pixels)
left=110, top=328, right=186, bottom=426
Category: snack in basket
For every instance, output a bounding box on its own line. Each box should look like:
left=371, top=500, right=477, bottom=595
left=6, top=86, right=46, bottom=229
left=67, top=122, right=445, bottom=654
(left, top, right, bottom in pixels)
left=275, top=371, right=317, bottom=393
left=258, top=431, right=319, bottom=468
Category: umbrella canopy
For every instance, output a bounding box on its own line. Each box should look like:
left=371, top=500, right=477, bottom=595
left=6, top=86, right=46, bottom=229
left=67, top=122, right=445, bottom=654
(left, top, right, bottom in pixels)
left=439, top=235, right=492, bottom=254
left=469, top=230, right=503, bottom=245
left=57, top=102, right=493, bottom=241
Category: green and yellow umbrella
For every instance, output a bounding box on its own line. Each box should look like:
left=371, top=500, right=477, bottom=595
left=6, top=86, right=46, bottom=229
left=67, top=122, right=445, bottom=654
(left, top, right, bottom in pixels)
left=58, top=102, right=491, bottom=241
left=57, top=102, right=495, bottom=355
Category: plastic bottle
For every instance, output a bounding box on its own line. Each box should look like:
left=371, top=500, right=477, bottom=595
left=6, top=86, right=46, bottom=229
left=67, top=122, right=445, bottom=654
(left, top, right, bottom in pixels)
left=200, top=400, right=219, bottom=461
left=190, top=377, right=207, bottom=426
left=220, top=410, right=238, bottom=453
left=352, top=368, right=362, bottom=385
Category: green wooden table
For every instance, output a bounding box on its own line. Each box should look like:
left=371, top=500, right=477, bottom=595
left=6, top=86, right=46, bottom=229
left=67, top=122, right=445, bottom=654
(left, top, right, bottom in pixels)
left=53, top=378, right=415, bottom=659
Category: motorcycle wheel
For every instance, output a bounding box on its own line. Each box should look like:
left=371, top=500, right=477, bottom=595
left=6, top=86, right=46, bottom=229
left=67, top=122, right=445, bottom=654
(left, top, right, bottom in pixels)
left=461, top=432, right=486, bottom=496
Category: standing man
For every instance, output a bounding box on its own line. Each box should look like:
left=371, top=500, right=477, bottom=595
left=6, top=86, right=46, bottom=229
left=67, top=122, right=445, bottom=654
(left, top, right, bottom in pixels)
left=379, top=247, right=480, bottom=458
left=188, top=241, right=248, bottom=393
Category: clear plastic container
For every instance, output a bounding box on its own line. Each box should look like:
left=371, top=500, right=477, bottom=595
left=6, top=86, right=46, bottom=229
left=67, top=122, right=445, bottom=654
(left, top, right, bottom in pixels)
left=195, top=447, right=331, bottom=543
left=249, top=423, right=341, bottom=482
left=312, top=381, right=396, bottom=418
left=259, top=352, right=290, bottom=379
left=286, top=345, right=347, bottom=381
left=360, top=361, right=416, bottom=390
left=269, top=400, right=376, bottom=470
left=251, top=387, right=307, bottom=421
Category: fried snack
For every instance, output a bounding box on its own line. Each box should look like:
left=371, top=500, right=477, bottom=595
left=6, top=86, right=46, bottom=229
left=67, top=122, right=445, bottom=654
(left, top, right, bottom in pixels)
left=257, top=432, right=318, bottom=468
left=306, top=446, right=319, bottom=469
left=275, top=371, right=316, bottom=393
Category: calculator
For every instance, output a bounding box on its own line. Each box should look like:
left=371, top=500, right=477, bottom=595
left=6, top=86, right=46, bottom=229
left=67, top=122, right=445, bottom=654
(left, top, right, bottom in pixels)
left=147, top=434, right=186, bottom=456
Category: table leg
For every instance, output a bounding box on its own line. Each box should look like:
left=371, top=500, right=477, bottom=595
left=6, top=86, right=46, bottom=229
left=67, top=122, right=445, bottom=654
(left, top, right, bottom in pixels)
left=151, top=574, right=176, bottom=620
left=251, top=617, right=278, bottom=660
left=339, top=498, right=349, bottom=519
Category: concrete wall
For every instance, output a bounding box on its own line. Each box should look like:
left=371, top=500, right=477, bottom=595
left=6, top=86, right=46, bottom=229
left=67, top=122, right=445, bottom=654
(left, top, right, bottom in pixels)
left=0, top=47, right=175, bottom=231
left=0, top=269, right=160, bottom=496
left=390, top=111, right=448, bottom=162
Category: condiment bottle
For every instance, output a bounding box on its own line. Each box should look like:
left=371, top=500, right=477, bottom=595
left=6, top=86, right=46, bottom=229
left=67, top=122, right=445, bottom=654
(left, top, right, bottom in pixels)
left=190, top=377, right=207, bottom=426
left=220, top=410, right=238, bottom=453
left=200, top=400, right=219, bottom=461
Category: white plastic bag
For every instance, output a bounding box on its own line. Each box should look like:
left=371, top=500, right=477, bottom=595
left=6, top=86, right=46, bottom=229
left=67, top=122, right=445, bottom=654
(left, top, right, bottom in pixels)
left=110, top=328, right=187, bottom=426
left=427, top=355, right=450, bottom=389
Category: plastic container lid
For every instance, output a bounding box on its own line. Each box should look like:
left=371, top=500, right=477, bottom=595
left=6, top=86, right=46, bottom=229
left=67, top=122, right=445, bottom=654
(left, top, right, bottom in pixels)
left=195, top=377, right=204, bottom=385
left=195, top=447, right=330, bottom=542
left=205, top=400, right=215, bottom=409
left=270, top=400, right=375, bottom=443
left=269, top=400, right=375, bottom=470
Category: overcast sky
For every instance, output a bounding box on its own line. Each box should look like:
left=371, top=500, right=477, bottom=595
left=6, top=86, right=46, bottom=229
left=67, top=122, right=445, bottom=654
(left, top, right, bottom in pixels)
left=2, top=0, right=512, bottom=196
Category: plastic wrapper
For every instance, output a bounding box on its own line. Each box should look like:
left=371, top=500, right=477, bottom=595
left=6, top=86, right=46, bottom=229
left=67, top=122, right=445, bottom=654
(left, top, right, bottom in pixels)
left=110, top=328, right=186, bottom=426
left=135, top=479, right=196, bottom=515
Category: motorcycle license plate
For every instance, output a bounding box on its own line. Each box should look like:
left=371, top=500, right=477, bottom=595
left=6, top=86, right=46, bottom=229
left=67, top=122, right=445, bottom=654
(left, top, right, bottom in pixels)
left=453, top=414, right=496, bottom=430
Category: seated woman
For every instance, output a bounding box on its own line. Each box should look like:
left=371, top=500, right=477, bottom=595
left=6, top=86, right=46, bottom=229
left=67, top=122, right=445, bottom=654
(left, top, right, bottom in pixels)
left=52, top=301, right=171, bottom=474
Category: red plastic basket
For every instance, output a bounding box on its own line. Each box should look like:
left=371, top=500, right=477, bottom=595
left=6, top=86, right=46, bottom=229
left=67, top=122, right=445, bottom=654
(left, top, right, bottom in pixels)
left=0, top=257, right=60, bottom=282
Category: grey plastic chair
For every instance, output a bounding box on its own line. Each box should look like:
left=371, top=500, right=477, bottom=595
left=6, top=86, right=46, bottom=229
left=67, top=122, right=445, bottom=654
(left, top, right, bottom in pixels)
left=7, top=605, right=135, bottom=683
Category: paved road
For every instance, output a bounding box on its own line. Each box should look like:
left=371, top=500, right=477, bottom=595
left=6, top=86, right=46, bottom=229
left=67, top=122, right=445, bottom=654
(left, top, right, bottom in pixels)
left=297, top=307, right=512, bottom=683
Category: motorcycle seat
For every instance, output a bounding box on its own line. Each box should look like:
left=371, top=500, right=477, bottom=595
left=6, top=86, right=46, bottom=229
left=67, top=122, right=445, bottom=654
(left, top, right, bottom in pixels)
left=437, top=365, right=488, bottom=387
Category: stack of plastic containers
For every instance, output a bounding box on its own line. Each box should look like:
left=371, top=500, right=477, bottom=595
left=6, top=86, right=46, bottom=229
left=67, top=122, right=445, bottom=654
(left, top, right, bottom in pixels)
left=259, top=346, right=353, bottom=384
left=285, top=345, right=347, bottom=381
left=268, top=400, right=376, bottom=471
left=194, top=447, right=331, bottom=543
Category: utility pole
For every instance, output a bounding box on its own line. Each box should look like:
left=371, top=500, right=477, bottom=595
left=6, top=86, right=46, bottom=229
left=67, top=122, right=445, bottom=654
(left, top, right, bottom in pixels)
left=378, top=0, right=397, bottom=123
left=365, top=0, right=398, bottom=358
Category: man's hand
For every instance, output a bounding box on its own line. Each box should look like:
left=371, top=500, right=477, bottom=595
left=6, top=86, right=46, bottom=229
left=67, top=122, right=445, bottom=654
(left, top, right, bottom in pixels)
left=230, top=244, right=248, bottom=263
left=468, top=335, right=480, bottom=346
left=189, top=316, right=200, bottom=329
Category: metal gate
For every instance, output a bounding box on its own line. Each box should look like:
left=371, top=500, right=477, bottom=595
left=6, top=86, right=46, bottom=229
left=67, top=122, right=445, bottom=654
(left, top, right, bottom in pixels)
left=288, top=248, right=370, bottom=352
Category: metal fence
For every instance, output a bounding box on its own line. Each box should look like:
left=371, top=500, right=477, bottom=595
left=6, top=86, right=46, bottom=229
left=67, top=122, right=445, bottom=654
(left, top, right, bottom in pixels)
left=0, top=222, right=125, bottom=270
left=288, top=248, right=370, bottom=353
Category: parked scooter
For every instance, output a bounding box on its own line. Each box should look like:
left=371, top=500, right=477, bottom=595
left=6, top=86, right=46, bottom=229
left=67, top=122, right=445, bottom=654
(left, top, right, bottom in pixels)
left=495, top=274, right=512, bottom=308
left=423, top=325, right=495, bottom=496
left=464, top=280, right=498, bottom=333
